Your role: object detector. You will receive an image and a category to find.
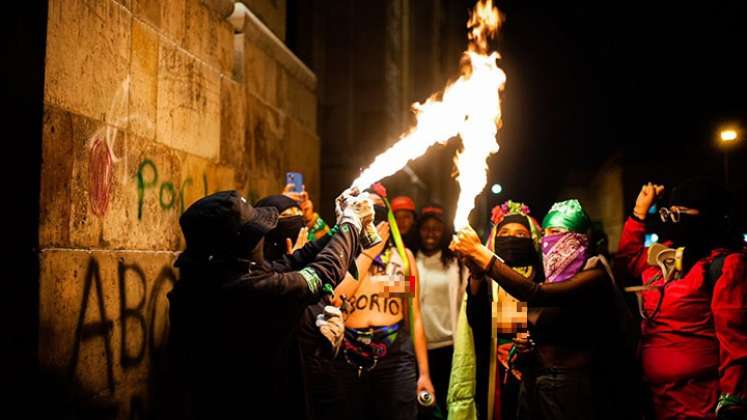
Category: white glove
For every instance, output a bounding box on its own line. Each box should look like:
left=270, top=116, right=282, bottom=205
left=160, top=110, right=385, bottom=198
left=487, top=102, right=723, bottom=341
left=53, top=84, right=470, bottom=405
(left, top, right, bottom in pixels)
left=335, top=187, right=357, bottom=222
left=336, top=191, right=373, bottom=234
left=316, top=305, right=345, bottom=352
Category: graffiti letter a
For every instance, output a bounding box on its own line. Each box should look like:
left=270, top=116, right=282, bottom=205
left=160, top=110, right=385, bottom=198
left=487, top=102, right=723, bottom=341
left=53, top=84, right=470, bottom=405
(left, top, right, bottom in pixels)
left=69, top=258, right=115, bottom=393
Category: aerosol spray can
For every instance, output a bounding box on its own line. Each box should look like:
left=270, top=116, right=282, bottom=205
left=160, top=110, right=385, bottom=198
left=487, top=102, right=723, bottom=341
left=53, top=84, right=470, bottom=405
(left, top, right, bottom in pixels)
left=417, top=390, right=434, bottom=407
left=355, top=194, right=381, bottom=249
left=360, top=222, right=382, bottom=249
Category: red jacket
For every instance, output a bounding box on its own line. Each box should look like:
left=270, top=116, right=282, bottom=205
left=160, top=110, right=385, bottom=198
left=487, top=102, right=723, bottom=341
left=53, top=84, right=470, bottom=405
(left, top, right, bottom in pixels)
left=616, top=217, right=747, bottom=419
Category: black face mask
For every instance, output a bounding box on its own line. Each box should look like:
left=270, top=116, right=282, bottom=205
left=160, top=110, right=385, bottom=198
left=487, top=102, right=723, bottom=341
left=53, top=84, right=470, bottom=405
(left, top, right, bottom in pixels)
left=660, top=214, right=707, bottom=247
left=233, top=222, right=268, bottom=259
left=374, top=205, right=389, bottom=225
left=263, top=215, right=306, bottom=262
left=493, top=236, right=537, bottom=267
left=660, top=214, right=711, bottom=267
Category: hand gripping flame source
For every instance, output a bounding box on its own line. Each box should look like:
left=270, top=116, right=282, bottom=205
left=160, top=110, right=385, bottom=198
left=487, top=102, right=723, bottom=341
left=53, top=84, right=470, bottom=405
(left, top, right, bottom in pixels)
left=351, top=0, right=505, bottom=231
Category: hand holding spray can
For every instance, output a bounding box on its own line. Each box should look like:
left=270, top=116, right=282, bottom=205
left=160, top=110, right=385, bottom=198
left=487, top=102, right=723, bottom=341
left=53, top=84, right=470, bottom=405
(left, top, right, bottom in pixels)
left=360, top=219, right=382, bottom=249
left=335, top=188, right=380, bottom=248
left=350, top=192, right=381, bottom=249
left=417, top=390, right=434, bottom=407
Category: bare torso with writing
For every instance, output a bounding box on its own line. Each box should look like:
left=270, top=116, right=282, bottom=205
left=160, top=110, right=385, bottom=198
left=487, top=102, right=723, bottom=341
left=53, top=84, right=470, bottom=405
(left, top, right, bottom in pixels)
left=345, top=248, right=408, bottom=328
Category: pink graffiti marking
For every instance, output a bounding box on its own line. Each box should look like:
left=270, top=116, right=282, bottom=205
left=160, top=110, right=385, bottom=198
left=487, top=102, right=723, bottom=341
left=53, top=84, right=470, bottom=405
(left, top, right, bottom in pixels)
left=89, top=136, right=114, bottom=217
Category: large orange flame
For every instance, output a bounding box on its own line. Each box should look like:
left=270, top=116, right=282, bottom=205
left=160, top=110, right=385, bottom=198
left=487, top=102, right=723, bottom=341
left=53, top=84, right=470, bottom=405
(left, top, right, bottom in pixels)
left=352, top=0, right=505, bottom=230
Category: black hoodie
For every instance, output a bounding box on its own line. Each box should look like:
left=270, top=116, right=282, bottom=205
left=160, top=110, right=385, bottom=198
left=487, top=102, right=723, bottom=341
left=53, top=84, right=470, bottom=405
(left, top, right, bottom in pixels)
left=167, top=191, right=360, bottom=419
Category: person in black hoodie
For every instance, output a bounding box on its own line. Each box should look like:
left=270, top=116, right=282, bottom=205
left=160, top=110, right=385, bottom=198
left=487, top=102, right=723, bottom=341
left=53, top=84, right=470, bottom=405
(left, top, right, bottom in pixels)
left=167, top=190, right=369, bottom=419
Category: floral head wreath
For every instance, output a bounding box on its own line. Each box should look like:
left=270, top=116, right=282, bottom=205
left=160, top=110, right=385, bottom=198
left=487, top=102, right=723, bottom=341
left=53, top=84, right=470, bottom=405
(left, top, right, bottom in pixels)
left=487, top=200, right=543, bottom=252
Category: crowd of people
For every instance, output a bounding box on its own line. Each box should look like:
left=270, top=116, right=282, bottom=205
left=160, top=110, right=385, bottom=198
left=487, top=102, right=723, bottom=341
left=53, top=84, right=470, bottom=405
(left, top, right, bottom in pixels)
left=166, top=176, right=746, bottom=419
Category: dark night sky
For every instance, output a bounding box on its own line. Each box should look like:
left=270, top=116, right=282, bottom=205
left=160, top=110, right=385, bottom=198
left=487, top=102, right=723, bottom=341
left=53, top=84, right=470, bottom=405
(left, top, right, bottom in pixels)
left=286, top=0, right=747, bottom=231
left=475, top=0, right=747, bottom=221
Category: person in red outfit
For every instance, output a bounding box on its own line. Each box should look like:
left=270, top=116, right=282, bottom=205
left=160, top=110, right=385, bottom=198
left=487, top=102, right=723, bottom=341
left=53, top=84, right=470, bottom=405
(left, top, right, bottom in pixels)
left=616, top=178, right=747, bottom=419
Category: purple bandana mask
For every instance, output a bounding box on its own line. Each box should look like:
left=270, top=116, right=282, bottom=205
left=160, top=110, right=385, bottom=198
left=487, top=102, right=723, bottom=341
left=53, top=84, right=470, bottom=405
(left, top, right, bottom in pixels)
left=541, top=232, right=589, bottom=283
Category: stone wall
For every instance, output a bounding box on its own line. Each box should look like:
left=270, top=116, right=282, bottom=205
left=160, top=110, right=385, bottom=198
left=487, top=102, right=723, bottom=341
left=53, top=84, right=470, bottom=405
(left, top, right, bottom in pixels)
left=238, top=0, right=286, bottom=41
left=39, top=0, right=317, bottom=418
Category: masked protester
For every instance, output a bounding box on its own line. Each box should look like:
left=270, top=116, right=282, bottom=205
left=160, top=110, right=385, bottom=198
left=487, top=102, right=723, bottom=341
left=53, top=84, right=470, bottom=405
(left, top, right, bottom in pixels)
left=167, top=190, right=369, bottom=419
left=448, top=201, right=543, bottom=420
left=282, top=184, right=332, bottom=241
left=392, top=195, right=419, bottom=250
left=616, top=178, right=747, bottom=420
left=255, top=194, right=308, bottom=261
left=451, top=199, right=635, bottom=420
left=412, top=204, right=468, bottom=417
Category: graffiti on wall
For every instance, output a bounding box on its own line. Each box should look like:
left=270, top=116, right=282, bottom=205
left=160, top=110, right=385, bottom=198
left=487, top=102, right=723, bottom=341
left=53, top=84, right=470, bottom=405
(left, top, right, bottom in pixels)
left=135, top=159, right=209, bottom=220
left=66, top=256, right=177, bottom=419
left=87, top=77, right=153, bottom=218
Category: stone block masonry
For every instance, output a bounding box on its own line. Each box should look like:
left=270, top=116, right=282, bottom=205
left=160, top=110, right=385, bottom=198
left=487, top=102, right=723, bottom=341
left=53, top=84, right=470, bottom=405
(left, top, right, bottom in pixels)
left=39, top=0, right=318, bottom=417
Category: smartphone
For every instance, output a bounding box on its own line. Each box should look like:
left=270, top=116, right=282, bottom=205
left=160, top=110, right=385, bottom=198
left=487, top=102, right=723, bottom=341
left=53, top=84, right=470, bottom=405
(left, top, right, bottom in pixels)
left=286, top=172, right=304, bottom=193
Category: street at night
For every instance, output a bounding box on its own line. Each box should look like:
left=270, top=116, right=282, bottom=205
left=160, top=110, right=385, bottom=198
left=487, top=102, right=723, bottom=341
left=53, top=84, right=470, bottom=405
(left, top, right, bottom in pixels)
left=3, top=1, right=747, bottom=419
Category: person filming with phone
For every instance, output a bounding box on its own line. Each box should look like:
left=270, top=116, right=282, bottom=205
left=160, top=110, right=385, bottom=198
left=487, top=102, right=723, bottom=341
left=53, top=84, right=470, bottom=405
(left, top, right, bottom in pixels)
left=284, top=172, right=333, bottom=241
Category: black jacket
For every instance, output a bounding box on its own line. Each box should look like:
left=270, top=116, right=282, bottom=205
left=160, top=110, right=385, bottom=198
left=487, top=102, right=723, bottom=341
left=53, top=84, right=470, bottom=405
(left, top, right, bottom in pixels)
left=167, top=224, right=359, bottom=419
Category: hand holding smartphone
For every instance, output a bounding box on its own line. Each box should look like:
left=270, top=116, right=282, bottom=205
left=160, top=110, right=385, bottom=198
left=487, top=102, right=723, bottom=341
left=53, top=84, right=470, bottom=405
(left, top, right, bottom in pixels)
left=286, top=172, right=304, bottom=193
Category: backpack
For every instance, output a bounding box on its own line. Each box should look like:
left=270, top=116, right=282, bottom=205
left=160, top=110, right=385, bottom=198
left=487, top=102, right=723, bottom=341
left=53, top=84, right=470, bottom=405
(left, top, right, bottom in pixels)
left=706, top=253, right=728, bottom=290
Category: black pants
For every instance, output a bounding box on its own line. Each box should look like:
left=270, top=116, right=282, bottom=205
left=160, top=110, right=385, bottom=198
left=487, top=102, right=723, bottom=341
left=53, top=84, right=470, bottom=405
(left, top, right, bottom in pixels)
left=425, top=346, right=453, bottom=417
left=497, top=363, right=520, bottom=420
left=517, top=367, right=594, bottom=420
left=309, top=332, right=417, bottom=420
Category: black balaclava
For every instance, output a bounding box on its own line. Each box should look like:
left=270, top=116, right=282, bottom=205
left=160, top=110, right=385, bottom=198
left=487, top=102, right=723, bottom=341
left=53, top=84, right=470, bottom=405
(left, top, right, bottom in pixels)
left=664, top=177, right=731, bottom=266
left=263, top=216, right=305, bottom=261
left=493, top=214, right=538, bottom=268
left=255, top=195, right=306, bottom=262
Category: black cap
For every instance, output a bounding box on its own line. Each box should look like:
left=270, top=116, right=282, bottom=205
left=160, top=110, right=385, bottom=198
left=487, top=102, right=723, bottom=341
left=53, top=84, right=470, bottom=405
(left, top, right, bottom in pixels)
left=176, top=191, right=278, bottom=266
left=255, top=194, right=301, bottom=213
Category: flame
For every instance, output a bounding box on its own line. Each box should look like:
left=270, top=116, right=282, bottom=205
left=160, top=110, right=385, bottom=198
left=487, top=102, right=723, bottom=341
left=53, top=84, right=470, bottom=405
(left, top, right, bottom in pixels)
left=468, top=0, right=501, bottom=53
left=351, top=0, right=505, bottom=230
